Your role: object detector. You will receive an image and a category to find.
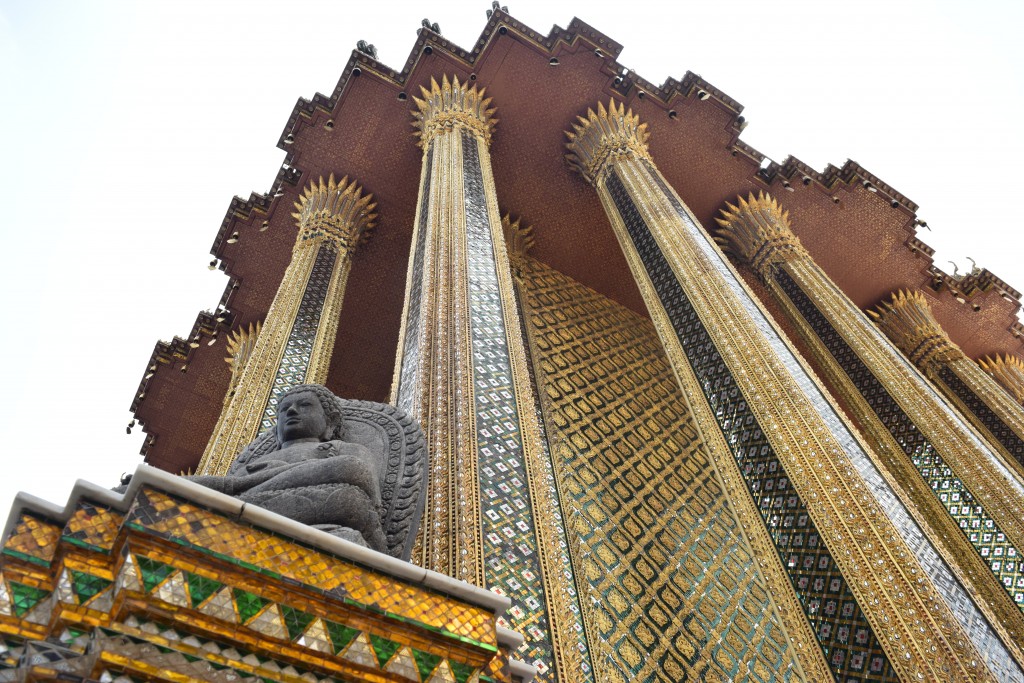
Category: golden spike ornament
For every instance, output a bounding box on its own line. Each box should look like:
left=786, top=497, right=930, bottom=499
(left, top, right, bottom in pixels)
left=867, top=290, right=964, bottom=374
left=714, top=192, right=808, bottom=276
left=981, top=353, right=1024, bottom=404
left=500, top=214, right=534, bottom=277
left=564, top=99, right=652, bottom=185
left=291, top=174, right=377, bottom=250
left=223, top=321, right=262, bottom=396
left=412, top=75, right=497, bottom=148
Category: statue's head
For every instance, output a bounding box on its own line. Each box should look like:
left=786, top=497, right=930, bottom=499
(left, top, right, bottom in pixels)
left=274, top=384, right=346, bottom=445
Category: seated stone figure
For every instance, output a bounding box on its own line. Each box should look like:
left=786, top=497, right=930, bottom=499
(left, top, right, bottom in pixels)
left=189, top=384, right=425, bottom=560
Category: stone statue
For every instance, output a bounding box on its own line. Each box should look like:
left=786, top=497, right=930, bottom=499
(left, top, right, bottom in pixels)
left=188, top=384, right=426, bottom=560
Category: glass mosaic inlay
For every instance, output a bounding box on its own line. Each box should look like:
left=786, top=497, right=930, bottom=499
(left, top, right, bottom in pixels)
left=261, top=245, right=338, bottom=428
left=518, top=257, right=802, bottom=681
left=461, top=130, right=585, bottom=680
left=643, top=164, right=1023, bottom=680
left=605, top=169, right=895, bottom=682
left=939, top=366, right=1024, bottom=465
left=397, top=146, right=434, bottom=415
left=775, top=268, right=1024, bottom=611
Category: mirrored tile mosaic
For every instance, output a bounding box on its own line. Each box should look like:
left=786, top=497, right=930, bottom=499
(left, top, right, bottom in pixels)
left=645, top=162, right=1024, bottom=681
left=939, top=366, right=1024, bottom=465
left=775, top=268, right=1024, bottom=611
left=462, top=130, right=588, bottom=680
left=397, top=146, right=434, bottom=416
left=605, top=169, right=895, bottom=682
left=261, top=245, right=338, bottom=429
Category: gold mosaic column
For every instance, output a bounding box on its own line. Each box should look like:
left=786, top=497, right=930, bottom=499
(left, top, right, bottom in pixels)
left=390, top=76, right=589, bottom=681
left=716, top=193, right=1024, bottom=664
left=198, top=175, right=375, bottom=475
left=871, top=290, right=1024, bottom=478
left=982, top=354, right=1024, bottom=406
left=566, top=100, right=1000, bottom=682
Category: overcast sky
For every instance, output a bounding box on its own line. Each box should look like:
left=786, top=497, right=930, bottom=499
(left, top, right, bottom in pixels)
left=1, top=0, right=1022, bottom=518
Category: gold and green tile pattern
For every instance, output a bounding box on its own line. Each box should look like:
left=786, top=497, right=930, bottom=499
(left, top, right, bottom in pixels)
left=0, top=487, right=520, bottom=682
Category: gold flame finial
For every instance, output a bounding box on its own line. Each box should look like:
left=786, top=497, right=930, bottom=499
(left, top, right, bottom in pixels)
left=867, top=290, right=963, bottom=373
left=501, top=214, right=535, bottom=276
left=714, top=192, right=805, bottom=276
left=291, top=174, right=377, bottom=250
left=564, top=99, right=651, bottom=185
left=412, top=75, right=497, bottom=148
left=980, top=353, right=1024, bottom=404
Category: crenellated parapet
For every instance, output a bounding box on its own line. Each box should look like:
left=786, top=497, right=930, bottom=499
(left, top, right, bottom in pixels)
left=714, top=192, right=809, bottom=276
left=413, top=75, right=496, bottom=148
left=982, top=354, right=1024, bottom=405
left=868, top=290, right=965, bottom=374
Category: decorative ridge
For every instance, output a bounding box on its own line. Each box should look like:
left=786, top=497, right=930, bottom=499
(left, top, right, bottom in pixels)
left=714, top=191, right=808, bottom=276
left=565, top=99, right=651, bottom=185
left=291, top=174, right=377, bottom=249
left=130, top=309, right=227, bottom=454
left=980, top=354, right=1024, bottom=404
left=500, top=214, right=534, bottom=276
left=412, top=75, right=497, bottom=147
left=867, top=290, right=964, bottom=373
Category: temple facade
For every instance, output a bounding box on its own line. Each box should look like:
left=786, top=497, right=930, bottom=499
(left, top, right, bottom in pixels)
left=5, top=7, right=1024, bottom=683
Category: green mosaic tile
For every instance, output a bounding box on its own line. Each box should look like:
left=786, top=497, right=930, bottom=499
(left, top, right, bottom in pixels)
left=9, top=582, right=49, bottom=617
left=135, top=555, right=176, bottom=594
left=232, top=588, right=269, bottom=624
left=369, top=633, right=401, bottom=669
left=69, top=570, right=111, bottom=604
left=279, top=604, right=315, bottom=641
left=413, top=648, right=443, bottom=679
left=325, top=621, right=359, bottom=654
left=450, top=660, right=477, bottom=683
left=185, top=572, right=222, bottom=608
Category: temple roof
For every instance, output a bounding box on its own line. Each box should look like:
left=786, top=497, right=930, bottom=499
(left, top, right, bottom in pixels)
left=131, top=9, right=1024, bottom=474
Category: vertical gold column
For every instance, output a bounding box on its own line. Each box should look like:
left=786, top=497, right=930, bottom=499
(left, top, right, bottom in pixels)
left=567, top=101, right=996, bottom=682
left=982, top=353, right=1024, bottom=405
left=390, top=76, right=588, bottom=681
left=871, top=290, right=1024, bottom=478
left=716, top=193, right=1024, bottom=660
left=198, top=175, right=375, bottom=475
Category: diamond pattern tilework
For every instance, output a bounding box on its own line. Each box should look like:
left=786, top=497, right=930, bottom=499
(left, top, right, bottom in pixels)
left=127, top=488, right=495, bottom=646
left=939, top=366, right=1024, bottom=465
left=397, top=146, right=434, bottom=417
left=7, top=582, right=49, bottom=619
left=463, top=130, right=585, bottom=679
left=518, top=256, right=802, bottom=682
left=776, top=268, right=1024, bottom=610
left=3, top=514, right=60, bottom=565
left=606, top=170, right=895, bottom=682
left=62, top=502, right=123, bottom=552
left=261, top=244, right=338, bottom=429
left=68, top=570, right=112, bottom=605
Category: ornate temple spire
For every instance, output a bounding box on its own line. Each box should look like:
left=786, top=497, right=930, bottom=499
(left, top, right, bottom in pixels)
left=981, top=353, right=1024, bottom=404
left=714, top=191, right=809, bottom=276
left=412, top=75, right=496, bottom=148
left=566, top=99, right=1005, bottom=681
left=393, top=77, right=587, bottom=679
left=565, top=99, right=651, bottom=185
left=867, top=290, right=964, bottom=374
left=197, top=175, right=374, bottom=476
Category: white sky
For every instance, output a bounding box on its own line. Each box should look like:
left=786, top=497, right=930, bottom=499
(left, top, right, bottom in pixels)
left=1, top=0, right=1022, bottom=518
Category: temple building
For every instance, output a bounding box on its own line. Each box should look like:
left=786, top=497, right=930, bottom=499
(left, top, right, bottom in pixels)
left=5, top=7, right=1024, bottom=682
